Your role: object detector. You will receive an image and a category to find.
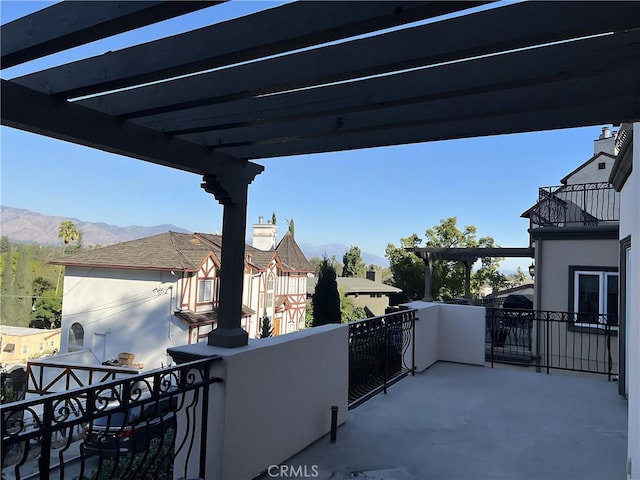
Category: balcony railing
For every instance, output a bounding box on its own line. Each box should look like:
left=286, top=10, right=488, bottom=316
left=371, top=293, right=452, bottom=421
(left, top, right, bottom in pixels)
left=529, top=182, right=619, bottom=227
left=486, top=308, right=617, bottom=380
left=2, top=357, right=221, bottom=480
left=348, top=309, right=416, bottom=409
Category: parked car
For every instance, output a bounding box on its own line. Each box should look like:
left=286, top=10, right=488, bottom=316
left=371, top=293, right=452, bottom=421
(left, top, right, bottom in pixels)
left=82, top=396, right=177, bottom=457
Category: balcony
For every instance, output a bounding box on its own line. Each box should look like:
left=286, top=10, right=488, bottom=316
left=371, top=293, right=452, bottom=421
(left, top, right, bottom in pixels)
left=528, top=183, right=620, bottom=228
left=284, top=361, right=627, bottom=480
left=1, top=303, right=627, bottom=480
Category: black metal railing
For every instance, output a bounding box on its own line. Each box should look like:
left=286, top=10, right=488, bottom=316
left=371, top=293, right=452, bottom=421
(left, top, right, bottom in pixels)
left=530, top=182, right=619, bottom=227
left=486, top=308, right=617, bottom=380
left=2, top=357, right=221, bottom=480
left=348, top=309, right=416, bottom=409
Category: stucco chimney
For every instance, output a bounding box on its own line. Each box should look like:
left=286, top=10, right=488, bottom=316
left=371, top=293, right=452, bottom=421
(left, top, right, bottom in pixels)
left=252, top=217, right=277, bottom=251
left=594, top=126, right=618, bottom=155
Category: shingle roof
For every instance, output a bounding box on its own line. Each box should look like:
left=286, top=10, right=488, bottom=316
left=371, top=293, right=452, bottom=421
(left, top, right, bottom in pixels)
left=49, top=232, right=216, bottom=271
left=196, top=233, right=274, bottom=270
left=51, top=230, right=312, bottom=273
left=275, top=232, right=313, bottom=272
left=307, top=277, right=401, bottom=295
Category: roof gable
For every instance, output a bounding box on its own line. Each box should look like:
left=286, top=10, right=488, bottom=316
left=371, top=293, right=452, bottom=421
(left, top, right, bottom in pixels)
left=560, top=151, right=617, bottom=185
left=275, top=232, right=313, bottom=272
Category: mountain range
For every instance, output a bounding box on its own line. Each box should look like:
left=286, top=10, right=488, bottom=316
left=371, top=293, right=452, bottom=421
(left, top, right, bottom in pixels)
left=0, top=206, right=389, bottom=266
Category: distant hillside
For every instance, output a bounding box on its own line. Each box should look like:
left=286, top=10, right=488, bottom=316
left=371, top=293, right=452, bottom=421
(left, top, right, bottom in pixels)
left=1, top=206, right=389, bottom=266
left=299, top=242, right=388, bottom=267
left=1, top=206, right=190, bottom=246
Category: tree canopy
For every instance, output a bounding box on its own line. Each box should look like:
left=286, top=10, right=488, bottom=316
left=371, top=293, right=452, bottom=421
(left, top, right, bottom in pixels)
left=259, top=315, right=273, bottom=338
left=56, top=220, right=81, bottom=294
left=342, top=245, right=366, bottom=278
left=386, top=217, right=504, bottom=302
left=312, top=258, right=341, bottom=326
left=13, top=248, right=33, bottom=327
left=57, top=221, right=80, bottom=247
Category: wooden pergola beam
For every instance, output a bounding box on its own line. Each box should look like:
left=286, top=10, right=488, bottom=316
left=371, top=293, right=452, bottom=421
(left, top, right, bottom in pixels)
left=176, top=65, right=640, bottom=148
left=67, top=0, right=640, bottom=120
left=1, top=1, right=219, bottom=69
left=0, top=80, right=262, bottom=178
left=409, top=247, right=535, bottom=261
left=11, top=1, right=483, bottom=99
left=141, top=28, right=640, bottom=136
left=216, top=97, right=640, bottom=159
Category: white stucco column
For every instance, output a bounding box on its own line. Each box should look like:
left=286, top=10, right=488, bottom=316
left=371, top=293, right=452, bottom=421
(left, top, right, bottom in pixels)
left=627, top=123, right=640, bottom=480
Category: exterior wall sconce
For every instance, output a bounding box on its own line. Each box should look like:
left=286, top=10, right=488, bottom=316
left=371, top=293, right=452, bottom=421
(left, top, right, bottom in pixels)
left=528, top=262, right=535, bottom=278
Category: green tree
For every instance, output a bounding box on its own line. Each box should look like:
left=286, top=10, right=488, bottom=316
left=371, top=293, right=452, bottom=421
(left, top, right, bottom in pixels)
left=305, top=299, right=314, bottom=328
left=56, top=220, right=80, bottom=294
left=259, top=315, right=273, bottom=338
left=30, top=277, right=62, bottom=329
left=505, top=267, right=529, bottom=288
left=386, top=218, right=503, bottom=302
left=0, top=236, right=10, bottom=254
left=339, top=289, right=368, bottom=322
left=309, top=255, right=343, bottom=277
left=385, top=234, right=425, bottom=303
left=312, top=258, right=341, bottom=326
left=342, top=245, right=366, bottom=278
left=423, top=218, right=501, bottom=300
left=1, top=241, right=16, bottom=324
left=13, top=248, right=33, bottom=327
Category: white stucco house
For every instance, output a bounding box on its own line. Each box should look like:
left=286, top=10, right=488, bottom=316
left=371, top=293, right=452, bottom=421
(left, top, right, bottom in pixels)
left=46, top=219, right=312, bottom=374
left=608, top=123, right=638, bottom=477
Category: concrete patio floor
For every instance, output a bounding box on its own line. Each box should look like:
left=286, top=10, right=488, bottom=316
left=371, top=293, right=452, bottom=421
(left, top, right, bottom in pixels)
left=276, top=362, right=627, bottom=480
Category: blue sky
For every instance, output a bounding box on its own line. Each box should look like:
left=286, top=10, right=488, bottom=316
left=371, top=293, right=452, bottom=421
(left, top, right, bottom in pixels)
left=1, top=1, right=609, bottom=272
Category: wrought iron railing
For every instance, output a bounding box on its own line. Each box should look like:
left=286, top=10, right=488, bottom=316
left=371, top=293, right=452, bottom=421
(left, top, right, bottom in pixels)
left=530, top=182, right=619, bottom=227
left=486, top=308, right=617, bottom=380
left=2, top=357, right=221, bottom=480
left=348, top=309, right=416, bottom=409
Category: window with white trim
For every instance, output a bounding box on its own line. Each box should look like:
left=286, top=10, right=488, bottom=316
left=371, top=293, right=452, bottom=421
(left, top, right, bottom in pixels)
left=197, top=280, right=213, bottom=303
left=573, top=270, right=618, bottom=326
left=266, top=274, right=275, bottom=308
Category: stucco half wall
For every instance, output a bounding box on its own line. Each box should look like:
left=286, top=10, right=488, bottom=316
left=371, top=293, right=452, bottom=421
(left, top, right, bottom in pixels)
left=402, top=301, right=485, bottom=371
left=168, top=324, right=348, bottom=480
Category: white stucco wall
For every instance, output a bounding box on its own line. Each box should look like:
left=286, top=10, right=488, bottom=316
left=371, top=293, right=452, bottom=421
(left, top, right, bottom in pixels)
left=404, top=302, right=440, bottom=371
left=438, top=304, right=485, bottom=365
left=624, top=123, right=639, bottom=480
left=565, top=154, right=616, bottom=185
left=168, top=324, right=348, bottom=480
left=60, top=267, right=188, bottom=370
left=403, top=301, right=485, bottom=371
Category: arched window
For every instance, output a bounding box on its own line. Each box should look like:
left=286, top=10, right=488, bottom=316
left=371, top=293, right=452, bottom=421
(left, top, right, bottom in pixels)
left=68, top=323, right=84, bottom=349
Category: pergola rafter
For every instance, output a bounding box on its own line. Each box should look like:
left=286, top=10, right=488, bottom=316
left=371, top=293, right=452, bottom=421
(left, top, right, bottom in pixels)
left=2, top=0, right=639, bottom=347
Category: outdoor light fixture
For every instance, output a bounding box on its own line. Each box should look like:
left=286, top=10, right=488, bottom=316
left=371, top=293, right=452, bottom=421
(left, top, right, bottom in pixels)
left=528, top=262, right=535, bottom=278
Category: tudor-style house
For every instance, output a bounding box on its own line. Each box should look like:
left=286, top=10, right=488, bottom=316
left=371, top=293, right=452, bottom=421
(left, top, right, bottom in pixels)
left=48, top=218, right=312, bottom=372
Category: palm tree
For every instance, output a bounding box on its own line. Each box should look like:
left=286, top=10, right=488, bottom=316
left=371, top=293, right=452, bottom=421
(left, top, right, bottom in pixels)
left=55, top=221, right=80, bottom=294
